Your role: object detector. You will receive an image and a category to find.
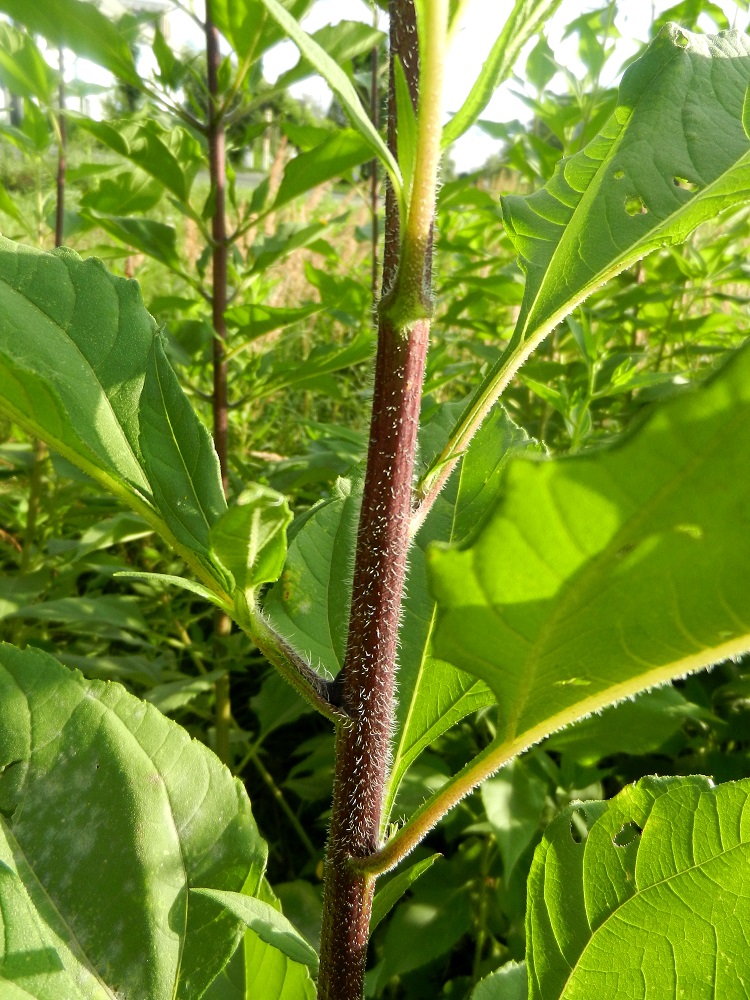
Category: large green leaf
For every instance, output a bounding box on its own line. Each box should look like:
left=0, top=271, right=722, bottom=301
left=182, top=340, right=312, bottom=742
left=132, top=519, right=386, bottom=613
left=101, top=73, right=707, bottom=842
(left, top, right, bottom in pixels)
left=0, top=0, right=140, bottom=88
left=429, top=25, right=750, bottom=491
left=0, top=643, right=266, bottom=1000
left=504, top=25, right=750, bottom=348
left=527, top=776, right=750, bottom=998
left=429, top=344, right=750, bottom=757
left=0, top=239, right=228, bottom=591
left=442, top=0, right=563, bottom=147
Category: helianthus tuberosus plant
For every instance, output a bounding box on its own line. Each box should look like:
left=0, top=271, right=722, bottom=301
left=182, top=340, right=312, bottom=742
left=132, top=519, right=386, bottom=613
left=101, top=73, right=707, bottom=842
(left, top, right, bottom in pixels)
left=1, top=1, right=750, bottom=998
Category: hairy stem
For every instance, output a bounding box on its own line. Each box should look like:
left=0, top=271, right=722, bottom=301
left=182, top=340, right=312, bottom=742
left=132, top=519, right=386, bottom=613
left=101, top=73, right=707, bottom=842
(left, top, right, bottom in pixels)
left=205, top=0, right=233, bottom=764
left=317, top=3, right=447, bottom=996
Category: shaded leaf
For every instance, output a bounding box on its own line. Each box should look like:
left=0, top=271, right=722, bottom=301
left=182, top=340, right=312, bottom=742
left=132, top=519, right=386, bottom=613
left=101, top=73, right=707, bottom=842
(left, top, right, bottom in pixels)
left=471, top=961, right=527, bottom=1000
left=193, top=888, right=319, bottom=970
left=481, top=757, right=547, bottom=878
left=265, top=478, right=359, bottom=678
left=370, top=854, right=442, bottom=935
left=0, top=644, right=266, bottom=1000
left=385, top=408, right=538, bottom=819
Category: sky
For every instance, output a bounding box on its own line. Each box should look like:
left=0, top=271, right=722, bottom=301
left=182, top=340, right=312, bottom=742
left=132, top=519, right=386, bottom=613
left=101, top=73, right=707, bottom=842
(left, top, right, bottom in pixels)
left=120, top=1, right=750, bottom=170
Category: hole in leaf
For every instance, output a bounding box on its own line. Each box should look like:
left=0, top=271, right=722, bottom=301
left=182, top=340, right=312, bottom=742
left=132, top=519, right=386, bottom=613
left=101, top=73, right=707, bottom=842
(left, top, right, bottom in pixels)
left=569, top=808, right=590, bottom=844
left=676, top=30, right=689, bottom=47
left=673, top=176, right=700, bottom=193
left=614, top=821, right=643, bottom=847
left=613, top=169, right=625, bottom=180
left=625, top=195, right=648, bottom=216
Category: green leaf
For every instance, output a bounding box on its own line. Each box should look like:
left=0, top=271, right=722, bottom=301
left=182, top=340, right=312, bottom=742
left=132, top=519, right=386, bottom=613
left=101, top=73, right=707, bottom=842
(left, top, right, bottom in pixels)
left=0, top=23, right=56, bottom=104
left=429, top=345, right=750, bottom=760
left=9, top=595, right=148, bottom=634
left=210, top=484, right=293, bottom=595
left=254, top=331, right=374, bottom=399
left=193, top=888, right=319, bottom=970
left=250, top=669, right=314, bottom=740
left=264, top=478, right=360, bottom=678
left=442, top=0, right=563, bottom=147
left=481, top=757, right=547, bottom=878
left=222, top=879, right=317, bottom=1000
left=20, top=97, right=51, bottom=153
left=254, top=0, right=403, bottom=204
left=271, top=20, right=383, bottom=94
left=209, top=0, right=311, bottom=63
left=0, top=238, right=228, bottom=592
left=545, top=686, right=708, bottom=764
left=75, top=117, right=198, bottom=205
left=146, top=668, right=227, bottom=714
left=0, top=0, right=140, bottom=88
left=471, top=961, right=527, bottom=1000
left=0, top=643, right=266, bottom=1000
left=113, top=572, right=233, bottom=612
left=504, top=25, right=750, bottom=359
left=80, top=171, right=165, bottom=215
left=274, top=129, right=374, bottom=210
left=0, top=177, right=26, bottom=226
left=394, top=56, right=418, bottom=200
left=92, top=215, right=181, bottom=271
left=527, top=776, right=750, bottom=998
left=370, top=854, right=442, bottom=935
left=525, top=33, right=557, bottom=92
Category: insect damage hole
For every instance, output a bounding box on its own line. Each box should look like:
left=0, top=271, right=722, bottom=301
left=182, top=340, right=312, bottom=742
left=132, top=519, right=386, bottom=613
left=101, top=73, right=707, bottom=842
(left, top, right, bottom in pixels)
left=625, top=195, right=648, bottom=216
left=673, top=176, right=700, bottom=193
left=613, top=820, right=643, bottom=847
left=569, top=807, right=592, bottom=844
